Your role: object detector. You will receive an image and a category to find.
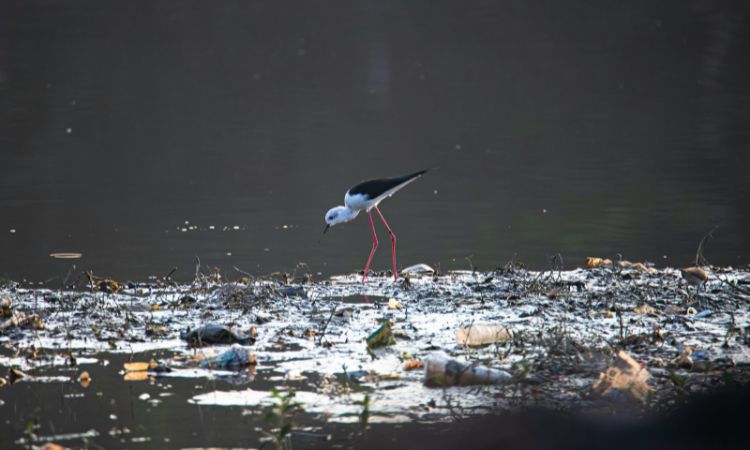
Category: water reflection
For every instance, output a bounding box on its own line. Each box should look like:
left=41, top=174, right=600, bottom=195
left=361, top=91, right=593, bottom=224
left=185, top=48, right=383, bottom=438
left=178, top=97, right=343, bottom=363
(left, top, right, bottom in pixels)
left=0, top=0, right=748, bottom=283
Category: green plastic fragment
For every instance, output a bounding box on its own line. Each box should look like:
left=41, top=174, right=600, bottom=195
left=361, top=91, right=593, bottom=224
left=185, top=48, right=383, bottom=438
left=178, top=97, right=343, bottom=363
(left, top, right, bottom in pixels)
left=366, top=320, right=396, bottom=348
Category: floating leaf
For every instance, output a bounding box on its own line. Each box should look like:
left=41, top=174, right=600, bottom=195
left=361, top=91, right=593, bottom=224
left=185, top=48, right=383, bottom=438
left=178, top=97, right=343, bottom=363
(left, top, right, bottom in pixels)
left=78, top=371, right=92, bottom=388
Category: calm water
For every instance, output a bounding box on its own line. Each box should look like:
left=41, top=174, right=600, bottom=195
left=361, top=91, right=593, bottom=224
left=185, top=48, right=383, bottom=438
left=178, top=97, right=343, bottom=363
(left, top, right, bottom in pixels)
left=1, top=0, right=749, bottom=283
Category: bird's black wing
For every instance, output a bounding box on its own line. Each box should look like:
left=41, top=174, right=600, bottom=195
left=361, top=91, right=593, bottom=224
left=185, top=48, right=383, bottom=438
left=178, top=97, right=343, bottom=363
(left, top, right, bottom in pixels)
left=348, top=170, right=427, bottom=200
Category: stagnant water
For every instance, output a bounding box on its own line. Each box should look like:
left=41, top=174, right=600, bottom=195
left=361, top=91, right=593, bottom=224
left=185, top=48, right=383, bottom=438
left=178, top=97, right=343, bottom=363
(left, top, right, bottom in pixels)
left=1, top=3, right=750, bottom=447
left=1, top=0, right=749, bottom=284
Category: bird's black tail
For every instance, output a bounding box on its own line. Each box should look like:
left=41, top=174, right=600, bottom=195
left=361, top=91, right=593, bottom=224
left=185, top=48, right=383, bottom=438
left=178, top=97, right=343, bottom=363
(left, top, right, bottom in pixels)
left=402, top=169, right=428, bottom=182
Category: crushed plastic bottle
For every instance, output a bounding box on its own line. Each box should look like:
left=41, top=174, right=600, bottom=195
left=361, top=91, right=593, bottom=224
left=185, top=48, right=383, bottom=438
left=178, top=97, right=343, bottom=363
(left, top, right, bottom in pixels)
left=456, top=324, right=513, bottom=347
left=423, top=351, right=511, bottom=387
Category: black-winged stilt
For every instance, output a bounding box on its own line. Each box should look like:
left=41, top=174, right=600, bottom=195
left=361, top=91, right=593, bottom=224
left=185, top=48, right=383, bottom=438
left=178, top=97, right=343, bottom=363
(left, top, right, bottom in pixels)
left=324, top=170, right=427, bottom=283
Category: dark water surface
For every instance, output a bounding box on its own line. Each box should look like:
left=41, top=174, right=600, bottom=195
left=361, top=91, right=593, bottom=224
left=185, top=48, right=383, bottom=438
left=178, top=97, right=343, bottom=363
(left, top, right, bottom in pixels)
left=1, top=0, right=749, bottom=283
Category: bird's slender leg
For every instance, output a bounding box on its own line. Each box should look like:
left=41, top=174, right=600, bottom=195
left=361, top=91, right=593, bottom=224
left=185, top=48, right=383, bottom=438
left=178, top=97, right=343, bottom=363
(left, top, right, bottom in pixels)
left=362, top=211, right=379, bottom=283
left=374, top=206, right=398, bottom=281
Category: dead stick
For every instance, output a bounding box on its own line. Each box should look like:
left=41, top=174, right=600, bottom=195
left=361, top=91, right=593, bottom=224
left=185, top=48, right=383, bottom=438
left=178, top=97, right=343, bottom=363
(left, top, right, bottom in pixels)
left=317, top=305, right=337, bottom=345
left=695, top=226, right=718, bottom=266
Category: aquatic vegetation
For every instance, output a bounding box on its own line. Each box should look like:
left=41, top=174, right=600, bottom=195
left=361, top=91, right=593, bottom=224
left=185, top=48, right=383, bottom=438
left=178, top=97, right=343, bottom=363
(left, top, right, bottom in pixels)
left=262, top=388, right=304, bottom=450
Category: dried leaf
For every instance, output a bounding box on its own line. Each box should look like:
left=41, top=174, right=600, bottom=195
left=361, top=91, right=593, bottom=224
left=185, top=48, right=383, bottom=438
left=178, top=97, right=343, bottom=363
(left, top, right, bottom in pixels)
left=0, top=312, right=44, bottom=332
left=180, top=448, right=258, bottom=450
left=388, top=298, right=403, bottom=310
left=97, top=279, right=119, bottom=293
left=123, top=371, right=150, bottom=381
left=36, top=444, right=68, bottom=450
left=145, top=324, right=168, bottom=336
left=648, top=357, right=665, bottom=368
left=628, top=262, right=656, bottom=273
left=669, top=346, right=693, bottom=369
left=78, top=371, right=91, bottom=388
left=633, top=304, right=659, bottom=316
left=403, top=360, right=424, bottom=371
left=8, top=368, right=29, bottom=384
left=585, top=257, right=612, bottom=268
left=591, top=351, right=652, bottom=402
left=123, top=362, right=150, bottom=372
left=1, top=297, right=11, bottom=318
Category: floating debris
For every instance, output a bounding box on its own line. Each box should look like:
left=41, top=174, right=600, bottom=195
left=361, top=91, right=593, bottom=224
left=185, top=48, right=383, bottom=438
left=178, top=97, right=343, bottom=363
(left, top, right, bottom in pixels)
left=8, top=367, right=29, bottom=384
left=456, top=324, right=513, bottom=347
left=403, top=359, right=424, bottom=371
left=366, top=320, right=396, bottom=349
left=34, top=443, right=67, bottom=450
left=123, top=359, right=172, bottom=381
left=400, top=263, right=435, bottom=274
left=585, top=257, right=656, bottom=272
left=198, top=345, right=257, bottom=370
left=0, top=264, right=748, bottom=429
left=424, top=351, right=512, bottom=387
left=585, top=257, right=612, bottom=268
left=181, top=324, right=256, bottom=347
left=77, top=371, right=91, bottom=388
left=591, top=351, right=653, bottom=403
left=387, top=298, right=402, bottom=310
left=670, top=346, right=694, bottom=369
left=96, top=279, right=119, bottom=293
left=633, top=304, right=659, bottom=316
left=49, top=253, right=83, bottom=259
left=0, top=312, right=44, bottom=333
left=1, top=296, right=11, bottom=318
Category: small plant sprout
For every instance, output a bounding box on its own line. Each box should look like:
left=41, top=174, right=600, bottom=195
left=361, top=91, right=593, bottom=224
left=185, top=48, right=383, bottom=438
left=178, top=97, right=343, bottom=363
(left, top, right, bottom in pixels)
left=262, top=388, right=305, bottom=450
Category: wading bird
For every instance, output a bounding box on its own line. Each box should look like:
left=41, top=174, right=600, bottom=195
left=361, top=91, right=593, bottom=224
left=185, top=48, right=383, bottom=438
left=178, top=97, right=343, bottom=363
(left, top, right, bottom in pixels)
left=681, top=266, right=709, bottom=303
left=324, top=170, right=427, bottom=283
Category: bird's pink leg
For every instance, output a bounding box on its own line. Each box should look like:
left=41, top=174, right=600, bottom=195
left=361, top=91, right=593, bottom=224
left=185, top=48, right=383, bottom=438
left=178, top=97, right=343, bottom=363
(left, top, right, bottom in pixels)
left=374, top=206, right=397, bottom=281
left=362, top=211, right=379, bottom=283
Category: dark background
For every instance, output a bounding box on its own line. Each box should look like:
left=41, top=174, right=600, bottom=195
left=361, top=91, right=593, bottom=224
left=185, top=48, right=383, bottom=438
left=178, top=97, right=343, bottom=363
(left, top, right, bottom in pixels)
left=1, top=0, right=749, bottom=283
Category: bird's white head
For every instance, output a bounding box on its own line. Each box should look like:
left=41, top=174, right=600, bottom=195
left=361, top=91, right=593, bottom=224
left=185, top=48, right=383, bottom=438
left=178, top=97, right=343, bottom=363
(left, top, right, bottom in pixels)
left=323, top=205, right=358, bottom=234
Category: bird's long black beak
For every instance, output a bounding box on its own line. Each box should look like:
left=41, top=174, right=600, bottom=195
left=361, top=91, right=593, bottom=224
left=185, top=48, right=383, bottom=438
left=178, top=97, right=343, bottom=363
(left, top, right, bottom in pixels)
left=323, top=224, right=330, bottom=235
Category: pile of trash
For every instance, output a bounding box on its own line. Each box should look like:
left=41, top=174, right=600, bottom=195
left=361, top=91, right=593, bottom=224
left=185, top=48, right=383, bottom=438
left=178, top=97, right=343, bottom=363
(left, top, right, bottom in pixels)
left=1, top=260, right=749, bottom=422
